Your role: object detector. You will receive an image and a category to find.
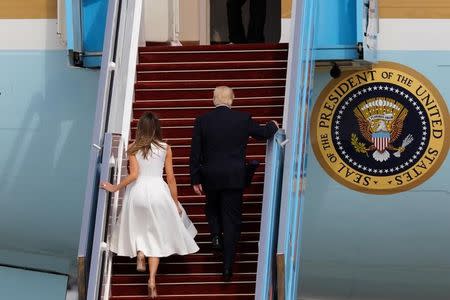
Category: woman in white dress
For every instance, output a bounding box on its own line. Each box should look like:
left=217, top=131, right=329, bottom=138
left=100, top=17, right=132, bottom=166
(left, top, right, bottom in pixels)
left=100, top=112, right=199, bottom=298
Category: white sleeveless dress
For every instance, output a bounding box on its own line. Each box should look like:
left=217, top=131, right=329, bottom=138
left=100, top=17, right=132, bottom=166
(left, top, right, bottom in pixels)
left=110, top=145, right=199, bottom=258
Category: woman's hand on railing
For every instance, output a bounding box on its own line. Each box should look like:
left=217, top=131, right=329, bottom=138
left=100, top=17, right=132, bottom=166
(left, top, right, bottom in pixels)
left=100, top=182, right=118, bottom=193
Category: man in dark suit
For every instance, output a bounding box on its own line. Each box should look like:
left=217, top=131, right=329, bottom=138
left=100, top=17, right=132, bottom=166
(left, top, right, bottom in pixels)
left=227, top=0, right=266, bottom=43
left=190, top=86, right=278, bottom=281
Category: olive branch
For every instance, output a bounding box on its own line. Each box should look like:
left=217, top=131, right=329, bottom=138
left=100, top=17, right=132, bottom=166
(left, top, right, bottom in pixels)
left=351, top=133, right=368, bottom=156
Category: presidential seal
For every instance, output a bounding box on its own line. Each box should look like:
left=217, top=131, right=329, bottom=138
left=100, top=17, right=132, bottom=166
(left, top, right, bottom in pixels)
left=311, top=62, right=449, bottom=194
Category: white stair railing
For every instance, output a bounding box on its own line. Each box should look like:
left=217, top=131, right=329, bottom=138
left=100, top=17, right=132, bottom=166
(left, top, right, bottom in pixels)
left=170, top=0, right=181, bottom=45
left=77, top=0, right=144, bottom=299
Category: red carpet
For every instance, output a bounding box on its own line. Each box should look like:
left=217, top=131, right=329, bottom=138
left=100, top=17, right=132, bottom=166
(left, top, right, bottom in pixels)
left=110, top=43, right=287, bottom=299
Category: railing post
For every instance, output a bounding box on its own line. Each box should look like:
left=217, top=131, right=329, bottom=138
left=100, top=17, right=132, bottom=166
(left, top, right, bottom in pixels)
left=199, top=0, right=211, bottom=45
left=171, top=0, right=181, bottom=44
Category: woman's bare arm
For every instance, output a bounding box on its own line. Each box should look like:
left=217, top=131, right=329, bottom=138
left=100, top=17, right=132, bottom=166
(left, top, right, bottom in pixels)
left=100, top=154, right=139, bottom=192
left=165, top=146, right=181, bottom=213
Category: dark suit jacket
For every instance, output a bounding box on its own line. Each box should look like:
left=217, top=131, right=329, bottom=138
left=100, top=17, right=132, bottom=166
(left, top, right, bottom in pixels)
left=189, top=106, right=278, bottom=190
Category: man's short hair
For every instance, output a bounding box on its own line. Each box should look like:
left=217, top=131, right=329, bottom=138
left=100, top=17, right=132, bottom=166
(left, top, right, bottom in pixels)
left=213, top=86, right=234, bottom=106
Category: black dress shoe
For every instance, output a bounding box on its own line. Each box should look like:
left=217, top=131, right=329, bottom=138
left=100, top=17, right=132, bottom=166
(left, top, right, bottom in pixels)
left=223, top=268, right=232, bottom=282
left=211, top=235, right=223, bottom=251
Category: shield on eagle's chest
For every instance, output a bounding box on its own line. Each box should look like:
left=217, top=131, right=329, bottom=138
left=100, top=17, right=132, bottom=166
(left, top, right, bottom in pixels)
left=371, top=131, right=391, bottom=152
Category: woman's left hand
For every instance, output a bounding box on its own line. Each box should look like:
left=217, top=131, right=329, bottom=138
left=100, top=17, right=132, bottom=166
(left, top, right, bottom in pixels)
left=100, top=182, right=118, bottom=193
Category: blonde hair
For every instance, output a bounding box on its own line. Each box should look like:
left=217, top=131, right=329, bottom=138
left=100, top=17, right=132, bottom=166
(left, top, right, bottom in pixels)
left=213, top=86, right=234, bottom=106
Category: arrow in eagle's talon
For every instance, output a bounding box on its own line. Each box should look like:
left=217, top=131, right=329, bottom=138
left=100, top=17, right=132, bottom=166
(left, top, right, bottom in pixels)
left=394, top=134, right=414, bottom=157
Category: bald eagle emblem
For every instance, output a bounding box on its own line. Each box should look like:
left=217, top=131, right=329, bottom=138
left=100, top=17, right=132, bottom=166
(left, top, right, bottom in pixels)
left=351, top=97, right=413, bottom=162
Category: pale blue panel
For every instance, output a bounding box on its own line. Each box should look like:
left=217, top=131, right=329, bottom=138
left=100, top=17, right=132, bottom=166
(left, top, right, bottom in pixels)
left=0, top=267, right=67, bottom=300
left=0, top=50, right=99, bottom=276
left=296, top=52, right=450, bottom=299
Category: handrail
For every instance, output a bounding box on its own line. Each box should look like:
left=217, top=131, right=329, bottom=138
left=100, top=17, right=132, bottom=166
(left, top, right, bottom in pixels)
left=99, top=136, right=126, bottom=300
left=77, top=0, right=144, bottom=298
left=86, top=133, right=116, bottom=300
left=97, top=1, right=143, bottom=297
left=255, top=130, right=286, bottom=300
left=76, top=0, right=122, bottom=298
left=107, top=0, right=143, bottom=142
left=278, top=0, right=317, bottom=298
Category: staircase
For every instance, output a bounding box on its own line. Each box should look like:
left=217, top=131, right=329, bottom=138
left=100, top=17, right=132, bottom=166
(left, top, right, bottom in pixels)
left=109, top=43, right=288, bottom=299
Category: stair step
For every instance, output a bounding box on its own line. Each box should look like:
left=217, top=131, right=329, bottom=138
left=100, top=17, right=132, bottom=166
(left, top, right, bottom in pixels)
left=178, top=194, right=262, bottom=203
left=131, top=127, right=278, bottom=143
left=173, top=155, right=266, bottom=165
left=108, top=215, right=261, bottom=227
left=154, top=116, right=281, bottom=127
left=134, top=106, right=283, bottom=119
left=172, top=164, right=265, bottom=175
left=176, top=183, right=264, bottom=196
left=192, top=221, right=261, bottom=233
left=135, top=87, right=285, bottom=100
left=140, top=43, right=288, bottom=52
left=135, top=79, right=286, bottom=90
left=113, top=253, right=258, bottom=265
left=133, top=97, right=284, bottom=108
left=108, top=213, right=261, bottom=224
left=130, top=132, right=270, bottom=155
left=132, top=117, right=280, bottom=131
left=194, top=232, right=260, bottom=242
left=171, top=143, right=267, bottom=157
left=194, top=241, right=259, bottom=254
left=166, top=139, right=271, bottom=148
left=111, top=252, right=258, bottom=264
left=187, top=214, right=261, bottom=223
left=174, top=173, right=265, bottom=185
left=112, top=273, right=256, bottom=284
left=137, top=69, right=287, bottom=81
left=115, top=202, right=262, bottom=216
left=139, top=51, right=288, bottom=64
left=128, top=138, right=273, bottom=149
left=113, top=261, right=257, bottom=275
left=111, top=281, right=256, bottom=296
left=110, top=294, right=254, bottom=300
left=183, top=202, right=262, bottom=215
left=137, top=61, right=287, bottom=72
left=169, top=221, right=261, bottom=234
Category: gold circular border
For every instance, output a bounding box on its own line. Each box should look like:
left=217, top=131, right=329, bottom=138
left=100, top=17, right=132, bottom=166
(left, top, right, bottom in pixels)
left=310, top=61, right=450, bottom=194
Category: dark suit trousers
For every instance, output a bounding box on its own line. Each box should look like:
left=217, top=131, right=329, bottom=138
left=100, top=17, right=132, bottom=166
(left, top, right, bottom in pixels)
left=226, top=0, right=266, bottom=43
left=205, top=189, right=244, bottom=269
